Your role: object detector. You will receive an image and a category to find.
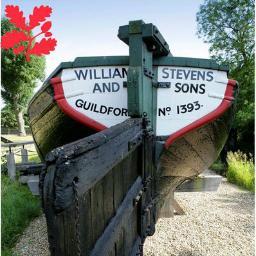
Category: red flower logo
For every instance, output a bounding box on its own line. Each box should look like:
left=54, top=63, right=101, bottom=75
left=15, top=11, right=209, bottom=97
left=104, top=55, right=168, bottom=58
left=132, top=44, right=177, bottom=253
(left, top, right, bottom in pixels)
left=1, top=5, right=57, bottom=61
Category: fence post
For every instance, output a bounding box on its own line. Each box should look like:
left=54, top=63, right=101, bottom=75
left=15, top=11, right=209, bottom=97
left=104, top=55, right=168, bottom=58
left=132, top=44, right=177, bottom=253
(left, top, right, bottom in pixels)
left=7, top=151, right=16, bottom=180
left=21, top=147, right=28, bottom=163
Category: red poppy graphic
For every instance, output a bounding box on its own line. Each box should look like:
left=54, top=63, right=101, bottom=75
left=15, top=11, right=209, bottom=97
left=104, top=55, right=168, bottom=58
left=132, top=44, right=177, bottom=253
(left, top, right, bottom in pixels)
left=1, top=5, right=57, bottom=61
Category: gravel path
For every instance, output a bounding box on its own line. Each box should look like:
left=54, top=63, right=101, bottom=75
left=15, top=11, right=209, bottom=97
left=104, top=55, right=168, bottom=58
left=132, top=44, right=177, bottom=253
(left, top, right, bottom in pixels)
left=14, top=179, right=254, bottom=256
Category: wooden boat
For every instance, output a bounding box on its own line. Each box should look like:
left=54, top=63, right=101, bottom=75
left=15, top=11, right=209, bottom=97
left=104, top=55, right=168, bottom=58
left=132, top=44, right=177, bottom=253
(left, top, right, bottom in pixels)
left=28, top=56, right=237, bottom=199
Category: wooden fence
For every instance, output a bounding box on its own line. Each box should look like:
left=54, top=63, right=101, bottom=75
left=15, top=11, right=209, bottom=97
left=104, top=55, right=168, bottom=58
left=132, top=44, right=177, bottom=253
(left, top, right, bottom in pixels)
left=1, top=141, right=42, bottom=180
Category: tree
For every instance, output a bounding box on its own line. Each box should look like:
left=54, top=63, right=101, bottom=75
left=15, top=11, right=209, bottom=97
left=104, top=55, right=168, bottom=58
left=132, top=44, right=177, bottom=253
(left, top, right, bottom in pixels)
left=196, top=0, right=255, bottom=154
left=1, top=104, right=29, bottom=128
left=1, top=18, right=45, bottom=136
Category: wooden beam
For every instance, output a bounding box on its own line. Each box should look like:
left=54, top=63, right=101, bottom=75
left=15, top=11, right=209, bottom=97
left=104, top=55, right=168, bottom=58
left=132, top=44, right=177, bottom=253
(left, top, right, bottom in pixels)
left=90, top=177, right=143, bottom=256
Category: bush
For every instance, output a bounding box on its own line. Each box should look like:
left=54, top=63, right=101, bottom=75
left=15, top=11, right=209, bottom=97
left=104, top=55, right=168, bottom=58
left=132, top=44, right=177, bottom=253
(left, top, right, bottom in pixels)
left=210, top=158, right=226, bottom=175
left=1, top=175, right=41, bottom=255
left=226, top=151, right=255, bottom=191
left=1, top=155, right=8, bottom=175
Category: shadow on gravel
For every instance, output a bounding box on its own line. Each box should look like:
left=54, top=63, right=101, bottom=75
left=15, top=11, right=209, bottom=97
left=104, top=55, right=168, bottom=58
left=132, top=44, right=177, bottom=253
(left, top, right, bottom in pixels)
left=177, top=250, right=203, bottom=256
left=213, top=191, right=254, bottom=215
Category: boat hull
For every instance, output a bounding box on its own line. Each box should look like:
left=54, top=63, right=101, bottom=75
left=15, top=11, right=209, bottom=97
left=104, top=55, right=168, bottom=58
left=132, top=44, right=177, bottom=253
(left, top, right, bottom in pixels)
left=28, top=56, right=237, bottom=205
left=155, top=106, right=234, bottom=214
left=28, top=85, right=96, bottom=159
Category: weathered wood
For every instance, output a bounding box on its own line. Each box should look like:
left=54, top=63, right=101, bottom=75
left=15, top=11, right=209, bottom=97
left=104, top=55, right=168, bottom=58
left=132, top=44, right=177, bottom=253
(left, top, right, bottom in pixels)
left=49, top=119, right=143, bottom=212
left=43, top=118, right=150, bottom=256
left=42, top=165, right=58, bottom=254
left=115, top=228, right=124, bottom=256
left=79, top=191, right=93, bottom=255
left=1, top=141, right=34, bottom=147
left=16, top=163, right=45, bottom=175
left=63, top=205, right=77, bottom=255
left=90, top=177, right=142, bottom=256
left=113, top=163, right=124, bottom=212
left=124, top=209, right=139, bottom=256
left=102, top=171, right=114, bottom=227
left=91, top=180, right=105, bottom=245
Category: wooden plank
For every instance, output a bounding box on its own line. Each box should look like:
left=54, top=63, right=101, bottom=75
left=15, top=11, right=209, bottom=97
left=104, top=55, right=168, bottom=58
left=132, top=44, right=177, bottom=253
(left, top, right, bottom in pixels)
left=63, top=205, right=77, bottom=255
left=79, top=191, right=93, bottom=255
left=16, top=163, right=44, bottom=174
left=124, top=208, right=138, bottom=256
left=43, top=165, right=59, bottom=254
left=115, top=228, right=124, bottom=256
left=91, top=180, right=105, bottom=246
left=55, top=211, right=66, bottom=255
left=122, top=154, right=131, bottom=194
left=113, top=163, right=124, bottom=212
left=90, top=177, right=143, bottom=256
left=103, top=171, right=115, bottom=227
left=124, top=149, right=140, bottom=194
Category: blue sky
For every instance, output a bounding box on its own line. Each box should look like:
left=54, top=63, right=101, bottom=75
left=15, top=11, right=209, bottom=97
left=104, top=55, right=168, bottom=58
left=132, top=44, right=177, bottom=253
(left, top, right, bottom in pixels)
left=2, top=0, right=209, bottom=78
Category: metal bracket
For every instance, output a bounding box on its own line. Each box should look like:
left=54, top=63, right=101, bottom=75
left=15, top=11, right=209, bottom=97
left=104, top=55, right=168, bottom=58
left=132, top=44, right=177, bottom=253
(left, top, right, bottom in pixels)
left=143, top=67, right=154, bottom=79
left=153, top=82, right=171, bottom=88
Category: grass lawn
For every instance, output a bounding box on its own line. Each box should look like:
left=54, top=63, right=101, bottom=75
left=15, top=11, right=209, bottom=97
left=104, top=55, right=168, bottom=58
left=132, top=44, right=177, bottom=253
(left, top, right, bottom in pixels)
left=2, top=134, right=33, bottom=142
left=1, top=175, right=41, bottom=256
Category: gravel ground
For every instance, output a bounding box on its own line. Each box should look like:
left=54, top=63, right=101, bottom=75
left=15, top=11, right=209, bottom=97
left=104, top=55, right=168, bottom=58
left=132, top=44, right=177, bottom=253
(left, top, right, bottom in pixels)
left=14, top=179, right=254, bottom=256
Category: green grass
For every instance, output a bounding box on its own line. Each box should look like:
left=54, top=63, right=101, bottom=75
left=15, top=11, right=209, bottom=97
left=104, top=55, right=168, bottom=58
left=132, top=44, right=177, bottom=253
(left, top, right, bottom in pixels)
left=226, top=151, right=255, bottom=192
left=1, top=175, right=41, bottom=255
left=28, top=154, right=41, bottom=163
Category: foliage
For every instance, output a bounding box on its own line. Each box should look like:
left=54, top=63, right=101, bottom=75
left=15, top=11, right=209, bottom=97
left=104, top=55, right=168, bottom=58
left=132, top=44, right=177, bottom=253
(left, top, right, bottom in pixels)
left=1, top=175, right=41, bottom=255
left=1, top=155, right=8, bottom=175
left=1, top=18, right=45, bottom=134
left=226, top=151, right=255, bottom=191
left=196, top=0, right=255, bottom=154
left=1, top=18, right=46, bottom=112
left=1, top=105, right=29, bottom=128
left=210, top=159, right=226, bottom=175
